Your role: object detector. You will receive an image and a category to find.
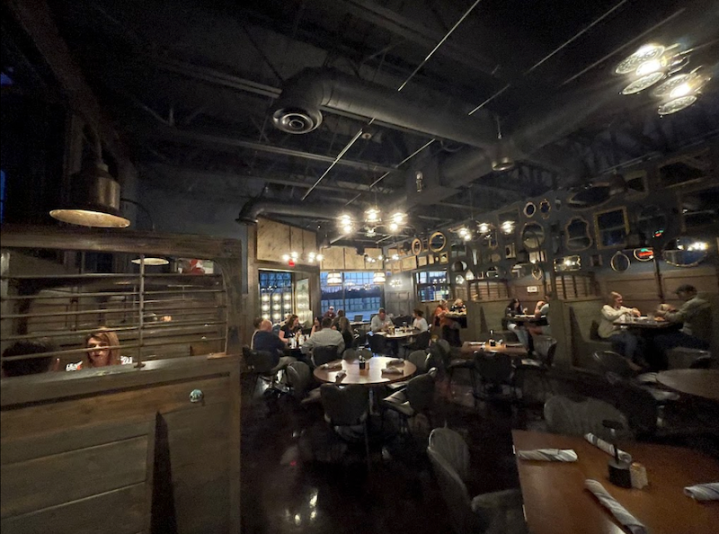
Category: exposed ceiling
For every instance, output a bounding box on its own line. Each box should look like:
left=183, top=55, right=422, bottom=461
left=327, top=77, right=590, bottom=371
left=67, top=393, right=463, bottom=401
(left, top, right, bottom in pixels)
left=6, top=0, right=719, bottom=243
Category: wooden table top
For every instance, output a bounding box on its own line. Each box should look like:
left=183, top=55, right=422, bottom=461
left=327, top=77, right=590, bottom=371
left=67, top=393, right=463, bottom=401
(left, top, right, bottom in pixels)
left=312, top=356, right=417, bottom=385
left=460, top=341, right=528, bottom=357
left=510, top=314, right=546, bottom=324
left=378, top=331, right=416, bottom=340
left=513, top=430, right=719, bottom=534
left=614, top=317, right=676, bottom=329
left=656, top=370, right=719, bottom=402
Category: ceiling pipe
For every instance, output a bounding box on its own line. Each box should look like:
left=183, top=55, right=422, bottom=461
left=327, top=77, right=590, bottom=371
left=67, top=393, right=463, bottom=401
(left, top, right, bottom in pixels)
left=236, top=198, right=362, bottom=225
left=270, top=68, right=498, bottom=149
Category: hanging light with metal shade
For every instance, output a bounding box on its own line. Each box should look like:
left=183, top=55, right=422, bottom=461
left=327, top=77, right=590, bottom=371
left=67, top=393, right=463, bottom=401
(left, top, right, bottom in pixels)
left=131, top=257, right=169, bottom=266
left=326, top=272, right=342, bottom=285
left=491, top=116, right=514, bottom=172
left=50, top=159, right=130, bottom=228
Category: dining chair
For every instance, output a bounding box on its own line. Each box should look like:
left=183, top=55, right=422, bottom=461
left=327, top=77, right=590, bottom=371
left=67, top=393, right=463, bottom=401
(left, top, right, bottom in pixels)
left=387, top=350, right=431, bottom=392
left=402, top=330, right=431, bottom=357
left=382, top=369, right=437, bottom=436
left=311, top=345, right=340, bottom=367
left=368, top=332, right=389, bottom=356
left=285, top=361, right=312, bottom=401
left=472, top=351, right=515, bottom=404
left=319, top=384, right=371, bottom=469
left=242, top=346, right=294, bottom=398
left=514, top=336, right=557, bottom=403
left=591, top=351, right=677, bottom=401
left=427, top=428, right=527, bottom=534
left=543, top=395, right=633, bottom=441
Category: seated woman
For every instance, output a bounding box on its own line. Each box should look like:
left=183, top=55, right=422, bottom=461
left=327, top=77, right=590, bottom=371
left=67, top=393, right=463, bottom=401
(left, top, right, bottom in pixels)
left=598, top=292, right=645, bottom=367
left=336, top=316, right=354, bottom=350
left=279, top=314, right=302, bottom=344
left=85, top=329, right=122, bottom=368
left=412, top=309, right=429, bottom=332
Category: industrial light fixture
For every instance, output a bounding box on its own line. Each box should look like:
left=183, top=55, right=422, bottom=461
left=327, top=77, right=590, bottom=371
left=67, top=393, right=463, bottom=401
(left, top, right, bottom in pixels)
left=50, top=140, right=130, bottom=228
left=390, top=212, right=406, bottom=224
left=373, top=272, right=386, bottom=284
left=491, top=116, right=514, bottom=172
left=338, top=214, right=354, bottom=235
left=364, top=207, right=381, bottom=223
left=654, top=68, right=710, bottom=115
left=326, top=272, right=342, bottom=285
left=500, top=220, right=515, bottom=234
left=389, top=278, right=403, bottom=289
left=478, top=222, right=491, bottom=234
left=389, top=222, right=399, bottom=232
left=458, top=226, right=472, bottom=241
left=615, top=43, right=686, bottom=94
left=415, top=171, right=424, bottom=193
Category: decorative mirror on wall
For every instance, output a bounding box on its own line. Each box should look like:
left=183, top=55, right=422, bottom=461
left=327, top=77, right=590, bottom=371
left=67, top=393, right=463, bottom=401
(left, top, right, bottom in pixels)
left=658, top=149, right=710, bottom=188
left=455, top=274, right=466, bottom=285
left=610, top=251, right=631, bottom=272
left=624, top=170, right=648, bottom=195
left=595, top=207, right=628, bottom=249
left=531, top=263, right=544, bottom=280
left=521, top=222, right=545, bottom=250
left=567, top=185, right=611, bottom=209
left=636, top=205, right=667, bottom=240
left=452, top=260, right=468, bottom=273
left=429, top=231, right=448, bottom=252
left=539, top=199, right=551, bottom=218
left=486, top=266, right=501, bottom=279
left=411, top=238, right=423, bottom=255
left=554, top=255, right=582, bottom=272
left=679, top=185, right=719, bottom=231
left=565, top=217, right=592, bottom=251
left=662, top=237, right=709, bottom=267
left=524, top=202, right=537, bottom=217
left=505, top=243, right=516, bottom=259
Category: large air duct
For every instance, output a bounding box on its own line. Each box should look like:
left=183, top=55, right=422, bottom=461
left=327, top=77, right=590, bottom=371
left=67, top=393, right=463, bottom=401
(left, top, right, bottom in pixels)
left=236, top=198, right=361, bottom=225
left=271, top=68, right=498, bottom=149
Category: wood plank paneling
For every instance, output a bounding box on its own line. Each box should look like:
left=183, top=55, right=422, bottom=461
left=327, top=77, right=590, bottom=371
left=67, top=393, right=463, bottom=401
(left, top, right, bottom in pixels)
left=1, top=484, right=148, bottom=534
left=344, top=248, right=365, bottom=270
left=257, top=218, right=289, bottom=263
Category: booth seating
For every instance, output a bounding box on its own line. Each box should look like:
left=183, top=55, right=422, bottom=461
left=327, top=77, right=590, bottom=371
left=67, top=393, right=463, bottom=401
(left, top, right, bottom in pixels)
left=568, top=301, right=612, bottom=368
left=467, top=301, right=517, bottom=343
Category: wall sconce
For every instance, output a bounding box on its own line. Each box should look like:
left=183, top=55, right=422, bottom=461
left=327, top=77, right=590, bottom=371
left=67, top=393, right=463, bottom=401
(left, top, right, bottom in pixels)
left=500, top=220, right=515, bottom=234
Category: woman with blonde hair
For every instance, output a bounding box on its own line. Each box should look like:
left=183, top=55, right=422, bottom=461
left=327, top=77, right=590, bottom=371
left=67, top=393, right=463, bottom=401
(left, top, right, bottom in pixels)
left=85, top=328, right=121, bottom=368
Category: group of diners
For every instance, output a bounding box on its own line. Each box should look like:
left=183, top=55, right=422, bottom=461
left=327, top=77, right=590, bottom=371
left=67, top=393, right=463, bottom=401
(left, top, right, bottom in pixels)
left=598, top=284, right=711, bottom=370
left=1, top=328, right=126, bottom=378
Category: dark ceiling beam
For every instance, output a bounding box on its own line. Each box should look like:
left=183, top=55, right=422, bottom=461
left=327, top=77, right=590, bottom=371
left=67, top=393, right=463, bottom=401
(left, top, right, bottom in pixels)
left=6, top=0, right=132, bottom=168
left=140, top=126, right=399, bottom=174
left=334, top=0, right=500, bottom=78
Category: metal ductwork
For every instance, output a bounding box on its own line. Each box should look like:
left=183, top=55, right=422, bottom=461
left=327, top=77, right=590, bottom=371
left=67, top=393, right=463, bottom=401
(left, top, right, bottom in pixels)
left=271, top=68, right=498, bottom=149
left=236, top=198, right=361, bottom=225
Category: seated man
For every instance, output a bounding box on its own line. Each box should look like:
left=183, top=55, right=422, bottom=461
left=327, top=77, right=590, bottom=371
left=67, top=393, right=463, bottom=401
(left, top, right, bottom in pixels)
left=653, top=284, right=711, bottom=368
left=253, top=319, right=296, bottom=368
left=301, top=317, right=345, bottom=355
left=370, top=308, right=393, bottom=333
left=598, top=292, right=644, bottom=366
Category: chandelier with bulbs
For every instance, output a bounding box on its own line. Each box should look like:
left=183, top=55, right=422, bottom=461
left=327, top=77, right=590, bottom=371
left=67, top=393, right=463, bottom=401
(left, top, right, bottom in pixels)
left=614, top=42, right=710, bottom=115
left=337, top=209, right=407, bottom=237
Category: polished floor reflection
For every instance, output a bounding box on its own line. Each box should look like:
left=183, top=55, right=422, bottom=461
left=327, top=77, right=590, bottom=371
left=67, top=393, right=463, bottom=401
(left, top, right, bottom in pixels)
left=240, top=372, right=539, bottom=534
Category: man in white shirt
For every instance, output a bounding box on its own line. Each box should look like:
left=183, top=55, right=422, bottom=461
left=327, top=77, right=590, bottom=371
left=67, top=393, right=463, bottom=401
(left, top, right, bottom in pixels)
left=301, top=317, right=345, bottom=355
left=412, top=309, right=429, bottom=332
left=598, top=292, right=643, bottom=365
left=370, top=308, right=393, bottom=333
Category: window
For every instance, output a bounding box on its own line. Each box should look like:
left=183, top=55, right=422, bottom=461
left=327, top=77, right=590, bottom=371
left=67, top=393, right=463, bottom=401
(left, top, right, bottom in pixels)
left=415, top=270, right=449, bottom=302
left=320, top=272, right=383, bottom=321
left=259, top=271, right=293, bottom=323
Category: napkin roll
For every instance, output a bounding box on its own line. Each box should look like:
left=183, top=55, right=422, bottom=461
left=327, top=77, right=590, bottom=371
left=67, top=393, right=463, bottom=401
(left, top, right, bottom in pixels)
left=387, top=359, right=405, bottom=366
left=584, top=433, right=632, bottom=463
left=684, top=482, right=719, bottom=501
left=516, top=448, right=578, bottom=462
left=381, top=366, right=403, bottom=374
left=585, top=479, right=647, bottom=534
left=322, top=361, right=343, bottom=370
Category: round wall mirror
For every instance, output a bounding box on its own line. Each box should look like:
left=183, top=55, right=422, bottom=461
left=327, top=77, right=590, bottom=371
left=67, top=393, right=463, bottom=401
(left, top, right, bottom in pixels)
left=662, top=237, right=709, bottom=267
left=524, top=202, right=537, bottom=217
left=565, top=217, right=592, bottom=251
left=567, top=185, right=611, bottom=209
left=521, top=223, right=545, bottom=250
left=455, top=274, right=466, bottom=285
left=531, top=263, right=544, bottom=280
left=451, top=260, right=468, bottom=273
left=411, top=238, right=423, bottom=255
left=610, top=251, right=631, bottom=272
left=429, top=231, right=447, bottom=252
left=539, top=199, right=551, bottom=218
left=636, top=205, right=667, bottom=241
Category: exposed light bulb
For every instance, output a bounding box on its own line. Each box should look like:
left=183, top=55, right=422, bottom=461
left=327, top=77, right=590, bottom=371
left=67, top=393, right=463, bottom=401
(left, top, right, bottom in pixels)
left=389, top=222, right=399, bottom=232
left=478, top=223, right=490, bottom=234
left=282, top=254, right=290, bottom=261
left=635, top=58, right=663, bottom=77
left=669, top=82, right=692, bottom=98
left=316, top=253, right=324, bottom=261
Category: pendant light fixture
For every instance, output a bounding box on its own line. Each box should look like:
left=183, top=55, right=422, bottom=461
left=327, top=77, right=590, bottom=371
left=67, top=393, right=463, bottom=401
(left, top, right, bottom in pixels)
left=50, top=136, right=130, bottom=228
left=491, top=116, right=515, bottom=172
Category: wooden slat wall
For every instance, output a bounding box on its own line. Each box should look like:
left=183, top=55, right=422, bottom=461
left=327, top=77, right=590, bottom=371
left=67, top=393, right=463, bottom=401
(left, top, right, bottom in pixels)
left=0, top=356, right=241, bottom=534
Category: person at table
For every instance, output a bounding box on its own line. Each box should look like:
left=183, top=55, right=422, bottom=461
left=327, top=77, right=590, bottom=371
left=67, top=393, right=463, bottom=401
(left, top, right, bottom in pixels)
left=432, top=301, right=448, bottom=337
left=527, top=293, right=552, bottom=336
left=332, top=309, right=346, bottom=327
left=336, top=316, right=354, bottom=349
left=250, top=317, right=263, bottom=349
left=323, top=306, right=336, bottom=320
left=86, top=329, right=122, bottom=368
left=310, top=316, right=322, bottom=336
left=653, top=284, right=711, bottom=365
left=413, top=309, right=429, bottom=332
left=370, top=308, right=393, bottom=333
left=254, top=319, right=296, bottom=367
left=506, top=298, right=530, bottom=348
left=301, top=317, right=345, bottom=355
left=598, top=292, right=645, bottom=366
left=279, top=314, right=302, bottom=344
left=2, top=339, right=61, bottom=377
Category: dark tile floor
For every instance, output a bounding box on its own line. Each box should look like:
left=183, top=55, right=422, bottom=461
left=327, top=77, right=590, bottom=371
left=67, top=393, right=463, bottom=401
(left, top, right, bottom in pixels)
left=240, top=371, right=543, bottom=534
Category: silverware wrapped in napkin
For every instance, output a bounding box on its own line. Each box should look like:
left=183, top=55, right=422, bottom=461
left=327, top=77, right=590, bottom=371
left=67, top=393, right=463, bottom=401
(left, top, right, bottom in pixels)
left=387, top=359, right=405, bottom=366
left=321, top=361, right=343, bottom=370
left=585, top=479, right=647, bottom=534
left=381, top=366, right=403, bottom=374
left=684, top=482, right=719, bottom=501
left=584, top=433, right=632, bottom=463
left=516, top=448, right=578, bottom=462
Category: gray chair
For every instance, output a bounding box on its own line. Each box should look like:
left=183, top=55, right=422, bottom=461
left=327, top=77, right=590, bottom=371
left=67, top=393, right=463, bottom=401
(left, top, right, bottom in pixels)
left=242, top=346, right=294, bottom=397
left=387, top=350, right=431, bottom=391
left=311, top=345, right=340, bottom=367
left=368, top=332, right=389, bottom=355
left=591, top=351, right=678, bottom=402
left=427, top=428, right=527, bottom=534
left=320, top=384, right=371, bottom=468
left=402, top=330, right=431, bottom=357
left=514, top=336, right=557, bottom=403
left=472, top=351, right=515, bottom=403
left=383, top=369, right=437, bottom=435
left=285, top=361, right=312, bottom=401
left=544, top=395, right=633, bottom=441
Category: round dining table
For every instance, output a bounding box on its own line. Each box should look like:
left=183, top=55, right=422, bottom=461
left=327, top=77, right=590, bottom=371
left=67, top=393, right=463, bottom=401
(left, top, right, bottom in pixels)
left=656, top=369, right=719, bottom=402
left=313, top=356, right=417, bottom=386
